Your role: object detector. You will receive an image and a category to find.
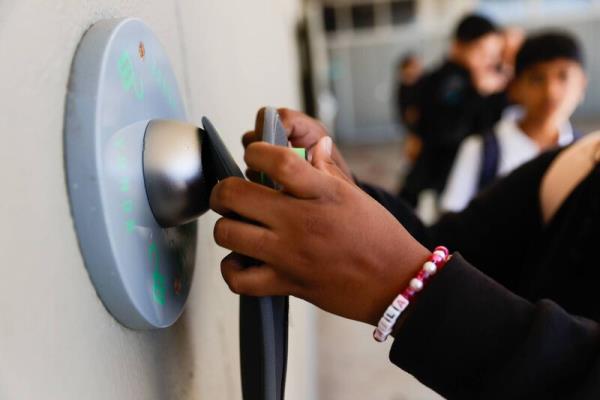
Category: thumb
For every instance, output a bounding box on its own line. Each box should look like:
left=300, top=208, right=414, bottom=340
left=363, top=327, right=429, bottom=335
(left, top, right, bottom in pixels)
left=310, top=136, right=333, bottom=164
left=311, top=137, right=353, bottom=183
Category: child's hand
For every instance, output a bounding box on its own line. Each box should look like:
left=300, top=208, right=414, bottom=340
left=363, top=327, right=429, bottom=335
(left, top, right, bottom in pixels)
left=211, top=137, right=429, bottom=326
left=242, top=108, right=354, bottom=182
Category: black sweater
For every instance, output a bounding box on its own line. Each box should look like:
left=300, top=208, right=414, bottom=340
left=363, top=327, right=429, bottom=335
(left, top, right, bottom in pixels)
left=360, top=149, right=600, bottom=399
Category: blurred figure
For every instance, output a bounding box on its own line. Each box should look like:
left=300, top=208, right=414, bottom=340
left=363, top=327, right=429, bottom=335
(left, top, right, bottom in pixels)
left=441, top=31, right=587, bottom=212
left=395, top=53, right=424, bottom=163
left=499, top=27, right=526, bottom=81
left=395, top=54, right=423, bottom=132
left=399, top=14, right=508, bottom=208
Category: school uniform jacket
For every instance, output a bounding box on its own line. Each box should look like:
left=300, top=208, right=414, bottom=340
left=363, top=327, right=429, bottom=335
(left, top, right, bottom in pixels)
left=360, top=148, right=600, bottom=399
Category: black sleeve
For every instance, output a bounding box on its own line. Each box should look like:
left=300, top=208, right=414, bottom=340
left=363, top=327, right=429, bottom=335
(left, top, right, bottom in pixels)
left=477, top=91, right=508, bottom=130
left=359, top=149, right=560, bottom=288
left=428, top=149, right=559, bottom=286
left=415, top=73, right=475, bottom=146
left=398, top=81, right=422, bottom=128
left=390, top=253, right=600, bottom=400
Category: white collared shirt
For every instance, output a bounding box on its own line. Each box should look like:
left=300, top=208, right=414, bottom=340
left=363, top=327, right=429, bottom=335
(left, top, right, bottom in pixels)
left=440, top=110, right=575, bottom=212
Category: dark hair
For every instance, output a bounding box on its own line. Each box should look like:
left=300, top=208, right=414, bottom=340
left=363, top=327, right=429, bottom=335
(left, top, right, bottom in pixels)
left=515, top=31, right=584, bottom=76
left=454, top=14, right=498, bottom=43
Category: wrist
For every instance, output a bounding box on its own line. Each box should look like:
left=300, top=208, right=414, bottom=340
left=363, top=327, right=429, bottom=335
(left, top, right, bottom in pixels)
left=368, top=239, right=430, bottom=326
left=372, top=246, right=450, bottom=342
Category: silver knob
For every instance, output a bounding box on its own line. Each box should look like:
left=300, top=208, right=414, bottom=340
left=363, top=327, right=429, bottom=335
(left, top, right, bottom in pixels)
left=142, top=119, right=215, bottom=227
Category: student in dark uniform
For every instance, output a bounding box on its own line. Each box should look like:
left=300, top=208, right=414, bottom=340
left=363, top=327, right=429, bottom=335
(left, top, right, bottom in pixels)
left=395, top=54, right=423, bottom=131
left=218, top=108, right=600, bottom=399
left=395, top=53, right=425, bottom=164
left=399, top=14, right=509, bottom=207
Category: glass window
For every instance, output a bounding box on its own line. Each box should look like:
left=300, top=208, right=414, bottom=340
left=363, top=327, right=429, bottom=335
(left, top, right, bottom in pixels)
left=351, top=4, right=375, bottom=30
left=391, top=0, right=416, bottom=25
left=323, top=6, right=337, bottom=33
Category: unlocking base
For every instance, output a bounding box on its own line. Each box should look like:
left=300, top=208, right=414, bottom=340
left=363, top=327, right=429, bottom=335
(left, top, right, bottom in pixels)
left=64, top=18, right=196, bottom=329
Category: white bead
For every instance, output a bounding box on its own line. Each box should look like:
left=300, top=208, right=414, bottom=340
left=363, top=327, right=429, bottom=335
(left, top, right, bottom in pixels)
left=409, top=278, right=424, bottom=291
left=384, top=305, right=401, bottom=321
left=373, top=329, right=387, bottom=342
left=374, top=294, right=410, bottom=343
left=392, top=294, right=410, bottom=311
left=378, top=318, right=394, bottom=332
left=423, top=261, right=437, bottom=275
left=433, top=250, right=446, bottom=259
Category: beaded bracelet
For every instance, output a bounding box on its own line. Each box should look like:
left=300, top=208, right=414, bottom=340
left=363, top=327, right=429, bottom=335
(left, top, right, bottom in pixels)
left=373, top=246, right=450, bottom=342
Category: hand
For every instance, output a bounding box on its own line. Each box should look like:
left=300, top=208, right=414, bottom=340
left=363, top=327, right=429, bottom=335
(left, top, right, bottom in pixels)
left=242, top=108, right=354, bottom=182
left=471, top=66, right=508, bottom=96
left=211, top=137, right=429, bottom=326
left=501, top=27, right=525, bottom=73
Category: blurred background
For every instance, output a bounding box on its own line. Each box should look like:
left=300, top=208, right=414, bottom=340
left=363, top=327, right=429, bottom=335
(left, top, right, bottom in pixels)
left=1, top=0, right=598, bottom=399
left=302, top=0, right=600, bottom=191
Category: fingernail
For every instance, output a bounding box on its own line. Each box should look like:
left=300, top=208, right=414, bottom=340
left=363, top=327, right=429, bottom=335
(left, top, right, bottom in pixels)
left=323, top=136, right=332, bottom=156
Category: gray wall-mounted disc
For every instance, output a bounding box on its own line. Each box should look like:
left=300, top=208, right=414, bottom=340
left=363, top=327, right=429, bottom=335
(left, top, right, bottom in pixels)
left=64, top=18, right=196, bottom=329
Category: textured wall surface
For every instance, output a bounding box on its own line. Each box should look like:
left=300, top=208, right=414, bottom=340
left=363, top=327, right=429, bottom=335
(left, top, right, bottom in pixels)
left=0, top=1, right=316, bottom=399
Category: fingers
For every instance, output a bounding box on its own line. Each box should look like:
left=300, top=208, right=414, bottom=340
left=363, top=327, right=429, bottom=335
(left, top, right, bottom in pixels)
left=277, top=108, right=327, bottom=149
left=310, top=136, right=333, bottom=169
left=247, top=107, right=329, bottom=150
left=311, top=137, right=354, bottom=184
left=242, top=130, right=258, bottom=148
left=210, top=177, right=286, bottom=227
left=214, top=217, right=282, bottom=264
left=220, top=252, right=298, bottom=297
left=254, top=107, right=267, bottom=141
left=244, top=142, right=329, bottom=199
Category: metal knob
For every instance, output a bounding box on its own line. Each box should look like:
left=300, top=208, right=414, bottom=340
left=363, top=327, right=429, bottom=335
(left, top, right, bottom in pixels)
left=142, top=117, right=244, bottom=228
left=142, top=119, right=215, bottom=227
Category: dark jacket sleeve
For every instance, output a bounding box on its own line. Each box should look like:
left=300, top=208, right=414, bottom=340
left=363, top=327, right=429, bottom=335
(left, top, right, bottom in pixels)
left=390, top=253, right=600, bottom=400
left=426, top=149, right=559, bottom=286
left=416, top=72, right=473, bottom=146
left=359, top=149, right=560, bottom=288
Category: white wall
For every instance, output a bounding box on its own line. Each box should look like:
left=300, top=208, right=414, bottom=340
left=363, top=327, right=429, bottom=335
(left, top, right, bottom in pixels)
left=0, top=1, right=316, bottom=399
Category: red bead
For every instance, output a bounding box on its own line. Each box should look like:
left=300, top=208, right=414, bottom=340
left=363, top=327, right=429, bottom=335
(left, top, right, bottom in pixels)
left=435, top=246, right=449, bottom=256
left=430, top=253, right=444, bottom=265
left=416, top=270, right=427, bottom=281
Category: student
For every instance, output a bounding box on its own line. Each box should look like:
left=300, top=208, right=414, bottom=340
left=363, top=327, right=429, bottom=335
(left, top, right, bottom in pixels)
left=395, top=53, right=423, bottom=132
left=399, top=14, right=508, bottom=207
left=214, top=108, right=600, bottom=398
left=395, top=53, right=424, bottom=163
left=441, top=31, right=587, bottom=212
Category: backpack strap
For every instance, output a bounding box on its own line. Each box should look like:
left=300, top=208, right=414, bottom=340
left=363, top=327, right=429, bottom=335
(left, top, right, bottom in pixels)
left=477, top=129, right=500, bottom=191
